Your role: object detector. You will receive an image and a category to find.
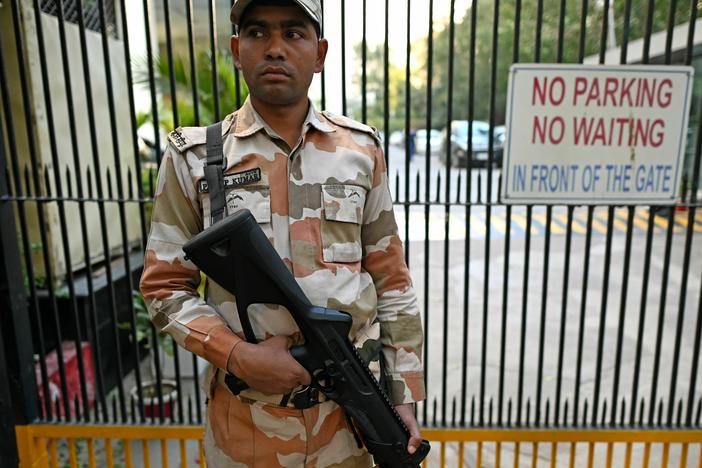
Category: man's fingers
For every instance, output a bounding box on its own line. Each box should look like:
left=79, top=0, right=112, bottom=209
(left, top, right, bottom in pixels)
left=407, top=435, right=421, bottom=454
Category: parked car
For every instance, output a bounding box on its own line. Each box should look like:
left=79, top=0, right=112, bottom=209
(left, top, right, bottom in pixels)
left=415, top=129, right=443, bottom=156
left=389, top=130, right=405, bottom=146
left=440, top=120, right=505, bottom=167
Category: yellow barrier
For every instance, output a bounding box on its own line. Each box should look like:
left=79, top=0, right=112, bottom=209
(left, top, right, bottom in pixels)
left=15, top=425, right=702, bottom=467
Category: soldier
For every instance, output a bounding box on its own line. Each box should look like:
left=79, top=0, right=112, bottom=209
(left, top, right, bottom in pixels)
left=140, top=0, right=425, bottom=466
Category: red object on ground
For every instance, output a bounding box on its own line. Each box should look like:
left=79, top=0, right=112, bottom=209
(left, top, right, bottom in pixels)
left=35, top=341, right=96, bottom=419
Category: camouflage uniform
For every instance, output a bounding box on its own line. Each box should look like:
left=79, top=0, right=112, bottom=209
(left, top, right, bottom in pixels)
left=140, top=98, right=425, bottom=467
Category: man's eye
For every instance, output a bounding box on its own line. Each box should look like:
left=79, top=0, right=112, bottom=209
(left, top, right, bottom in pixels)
left=248, top=30, right=264, bottom=38
left=286, top=31, right=303, bottom=39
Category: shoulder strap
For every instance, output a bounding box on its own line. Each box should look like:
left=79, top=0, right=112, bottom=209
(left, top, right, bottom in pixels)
left=205, top=119, right=258, bottom=344
left=205, top=122, right=226, bottom=225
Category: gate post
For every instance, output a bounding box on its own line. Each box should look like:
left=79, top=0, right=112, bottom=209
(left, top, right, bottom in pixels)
left=0, top=113, right=38, bottom=466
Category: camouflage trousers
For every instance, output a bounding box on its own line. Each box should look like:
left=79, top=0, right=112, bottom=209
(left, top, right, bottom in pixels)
left=204, top=384, right=374, bottom=467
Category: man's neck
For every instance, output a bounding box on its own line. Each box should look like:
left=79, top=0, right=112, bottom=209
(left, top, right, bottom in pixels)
left=250, top=96, right=310, bottom=149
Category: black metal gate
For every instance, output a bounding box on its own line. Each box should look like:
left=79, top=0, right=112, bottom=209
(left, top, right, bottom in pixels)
left=1, top=0, right=701, bottom=465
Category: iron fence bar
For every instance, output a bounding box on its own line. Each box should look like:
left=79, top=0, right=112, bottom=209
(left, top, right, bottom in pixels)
left=574, top=206, right=593, bottom=425
left=598, top=0, right=611, bottom=65
left=555, top=206, right=573, bottom=426
left=403, top=0, right=411, bottom=266
left=185, top=0, right=204, bottom=423
left=556, top=0, right=566, bottom=62
left=421, top=0, right=434, bottom=428
left=608, top=0, right=634, bottom=428
left=157, top=0, right=185, bottom=423
left=208, top=0, right=220, bottom=121
left=54, top=0, right=107, bottom=421
left=341, top=0, right=347, bottom=116
left=0, top=106, right=38, bottom=465
left=117, top=0, right=148, bottom=251
left=162, top=0, right=178, bottom=128
left=517, top=205, right=532, bottom=426
left=361, top=0, right=366, bottom=125
left=0, top=24, right=53, bottom=421
left=141, top=0, right=161, bottom=166
left=186, top=0, right=200, bottom=126
left=441, top=0, right=456, bottom=427
left=382, top=0, right=389, bottom=169
left=232, top=0, right=242, bottom=109
left=577, top=0, right=588, bottom=64
left=28, top=0, right=84, bottom=420
left=481, top=0, right=500, bottom=426
left=592, top=207, right=614, bottom=426
left=687, top=256, right=702, bottom=427
left=320, top=0, right=325, bottom=110
left=536, top=206, right=550, bottom=427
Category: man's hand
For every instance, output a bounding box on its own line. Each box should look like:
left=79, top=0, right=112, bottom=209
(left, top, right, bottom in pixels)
left=394, top=403, right=422, bottom=454
left=227, top=335, right=311, bottom=395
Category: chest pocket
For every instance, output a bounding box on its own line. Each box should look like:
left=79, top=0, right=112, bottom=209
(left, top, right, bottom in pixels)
left=320, top=184, right=366, bottom=263
left=226, top=185, right=271, bottom=223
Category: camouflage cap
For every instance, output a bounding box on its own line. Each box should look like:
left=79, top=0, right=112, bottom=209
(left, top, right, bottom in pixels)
left=230, top=0, right=323, bottom=32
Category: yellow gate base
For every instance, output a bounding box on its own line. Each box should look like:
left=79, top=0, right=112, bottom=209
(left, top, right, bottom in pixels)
left=15, top=424, right=702, bottom=467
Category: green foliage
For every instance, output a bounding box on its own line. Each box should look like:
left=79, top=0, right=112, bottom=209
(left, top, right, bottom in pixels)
left=118, top=291, right=174, bottom=357
left=133, top=50, right=248, bottom=131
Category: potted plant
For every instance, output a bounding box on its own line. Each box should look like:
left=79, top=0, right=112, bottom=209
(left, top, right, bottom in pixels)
left=121, top=291, right=178, bottom=419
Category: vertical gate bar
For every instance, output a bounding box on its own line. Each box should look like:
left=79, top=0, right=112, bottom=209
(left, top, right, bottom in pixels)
left=421, top=0, right=434, bottom=426
left=569, top=442, right=576, bottom=468
left=607, top=0, right=634, bottom=429
left=476, top=442, right=483, bottom=468
left=517, top=205, right=532, bottom=426
left=536, top=202, right=551, bottom=427
left=592, top=207, right=614, bottom=425
left=162, top=0, right=178, bottom=127
left=514, top=441, right=520, bottom=468
left=142, top=439, right=151, bottom=468
left=186, top=0, right=201, bottom=125
left=687, top=229, right=702, bottom=427
left=624, top=442, right=632, bottom=468
left=125, top=439, right=133, bottom=468
left=141, top=0, right=162, bottom=166
left=577, top=0, right=589, bottom=64
left=115, top=0, right=149, bottom=252
left=499, top=0, right=520, bottom=427
left=612, top=207, right=634, bottom=426
left=441, top=0, right=456, bottom=427
left=361, top=0, right=367, bottom=124
left=598, top=0, right=611, bottom=64
left=382, top=0, right=389, bottom=169
left=587, top=442, right=594, bottom=468
left=458, top=442, right=464, bottom=467
left=0, top=105, right=39, bottom=466
left=680, top=443, right=689, bottom=468
left=550, top=442, right=557, bottom=468
left=106, top=439, right=114, bottom=468
left=556, top=206, right=573, bottom=425
left=27, top=0, right=83, bottom=419
left=320, top=0, right=326, bottom=110
left=661, top=443, right=670, bottom=468
left=606, top=442, right=613, bottom=468
left=99, top=0, right=153, bottom=422
left=460, top=0, right=478, bottom=427
left=180, top=439, right=187, bottom=468
left=50, top=439, right=58, bottom=468
left=88, top=438, right=95, bottom=468
left=74, top=0, right=130, bottom=421
left=574, top=207, right=593, bottom=425
left=531, top=442, right=538, bottom=468
left=642, top=442, right=651, bottom=468
left=152, top=0, right=184, bottom=422
left=480, top=0, right=500, bottom=426
left=160, top=439, right=168, bottom=467
left=649, top=208, right=676, bottom=426
left=341, top=0, right=347, bottom=116
left=231, top=0, right=243, bottom=108
left=208, top=0, right=220, bottom=121
left=53, top=0, right=105, bottom=421
left=68, top=439, right=77, bottom=468
left=403, top=0, right=411, bottom=265
left=0, top=26, right=53, bottom=421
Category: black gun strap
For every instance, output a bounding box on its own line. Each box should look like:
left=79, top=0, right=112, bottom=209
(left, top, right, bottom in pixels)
left=205, top=121, right=226, bottom=225
left=204, top=119, right=257, bottom=345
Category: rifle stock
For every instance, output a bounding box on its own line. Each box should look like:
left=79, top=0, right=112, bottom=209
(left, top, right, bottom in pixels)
left=182, top=209, right=430, bottom=467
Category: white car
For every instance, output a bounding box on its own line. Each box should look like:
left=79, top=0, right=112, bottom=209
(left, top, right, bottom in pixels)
left=415, top=129, right=442, bottom=156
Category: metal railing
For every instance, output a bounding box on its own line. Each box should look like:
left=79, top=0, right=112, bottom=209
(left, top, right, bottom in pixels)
left=1, top=0, right=701, bottom=466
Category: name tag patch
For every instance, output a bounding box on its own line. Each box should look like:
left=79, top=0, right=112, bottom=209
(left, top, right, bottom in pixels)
left=198, top=168, right=262, bottom=193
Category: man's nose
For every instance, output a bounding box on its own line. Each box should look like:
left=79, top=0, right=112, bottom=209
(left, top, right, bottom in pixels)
left=265, top=34, right=286, bottom=60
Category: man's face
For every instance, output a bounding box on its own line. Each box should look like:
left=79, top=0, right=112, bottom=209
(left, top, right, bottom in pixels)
left=231, top=4, right=328, bottom=108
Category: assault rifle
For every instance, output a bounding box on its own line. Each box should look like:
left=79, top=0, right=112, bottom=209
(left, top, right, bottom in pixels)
left=182, top=209, right=430, bottom=468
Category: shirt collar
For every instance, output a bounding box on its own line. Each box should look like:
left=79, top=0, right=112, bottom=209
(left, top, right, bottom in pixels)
left=232, top=97, right=334, bottom=138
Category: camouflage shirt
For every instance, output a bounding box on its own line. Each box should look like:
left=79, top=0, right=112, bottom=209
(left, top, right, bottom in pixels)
left=140, top=98, right=425, bottom=406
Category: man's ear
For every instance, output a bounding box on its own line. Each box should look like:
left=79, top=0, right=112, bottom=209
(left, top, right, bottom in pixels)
left=230, top=35, right=242, bottom=70
left=314, top=38, right=329, bottom=73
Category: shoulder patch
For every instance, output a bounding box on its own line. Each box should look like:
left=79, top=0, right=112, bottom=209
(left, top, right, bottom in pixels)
left=167, top=127, right=207, bottom=152
left=322, top=111, right=381, bottom=145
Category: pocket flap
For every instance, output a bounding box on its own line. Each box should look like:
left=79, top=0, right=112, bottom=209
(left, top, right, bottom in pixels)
left=321, top=185, right=366, bottom=224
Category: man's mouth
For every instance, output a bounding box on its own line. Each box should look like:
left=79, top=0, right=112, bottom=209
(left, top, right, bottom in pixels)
left=261, top=66, right=290, bottom=77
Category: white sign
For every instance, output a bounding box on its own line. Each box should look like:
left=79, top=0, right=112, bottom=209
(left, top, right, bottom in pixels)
left=501, top=64, right=694, bottom=205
